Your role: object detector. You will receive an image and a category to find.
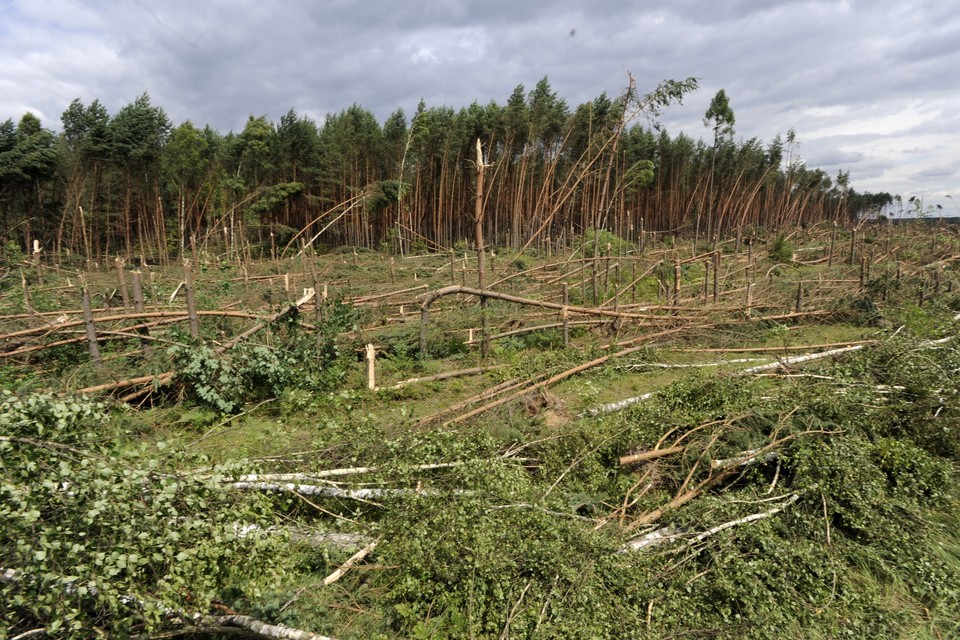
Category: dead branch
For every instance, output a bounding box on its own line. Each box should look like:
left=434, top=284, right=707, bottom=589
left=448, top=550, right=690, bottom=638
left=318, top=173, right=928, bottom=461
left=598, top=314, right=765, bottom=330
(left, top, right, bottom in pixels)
left=669, top=340, right=877, bottom=354
left=151, top=614, right=338, bottom=640
left=322, top=540, right=378, bottom=586
left=738, top=344, right=867, bottom=374
left=622, top=493, right=799, bottom=553
left=625, top=470, right=737, bottom=531
left=391, top=365, right=502, bottom=388
left=619, top=445, right=685, bottom=466
left=0, top=310, right=263, bottom=343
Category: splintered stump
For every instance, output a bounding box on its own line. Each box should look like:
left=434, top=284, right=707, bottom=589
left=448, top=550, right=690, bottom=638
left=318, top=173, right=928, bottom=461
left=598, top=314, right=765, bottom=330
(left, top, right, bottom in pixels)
left=81, top=283, right=101, bottom=363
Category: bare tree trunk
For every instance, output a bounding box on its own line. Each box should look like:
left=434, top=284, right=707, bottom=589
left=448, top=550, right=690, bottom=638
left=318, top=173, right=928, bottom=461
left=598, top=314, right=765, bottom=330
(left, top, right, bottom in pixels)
left=475, top=139, right=490, bottom=357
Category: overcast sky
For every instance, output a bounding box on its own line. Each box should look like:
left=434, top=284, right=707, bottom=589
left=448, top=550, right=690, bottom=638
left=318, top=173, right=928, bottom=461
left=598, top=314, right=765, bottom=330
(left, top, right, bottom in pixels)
left=2, top=0, right=958, bottom=213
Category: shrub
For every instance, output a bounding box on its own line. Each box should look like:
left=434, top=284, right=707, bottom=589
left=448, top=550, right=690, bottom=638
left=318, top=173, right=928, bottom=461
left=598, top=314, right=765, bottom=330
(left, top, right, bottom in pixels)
left=0, top=392, right=288, bottom=637
left=768, top=233, right=795, bottom=262
left=578, top=229, right=631, bottom=257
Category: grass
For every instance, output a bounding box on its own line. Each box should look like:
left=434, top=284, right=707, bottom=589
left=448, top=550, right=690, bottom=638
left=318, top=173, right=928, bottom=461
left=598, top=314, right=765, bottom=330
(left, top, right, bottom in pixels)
left=5, top=225, right=960, bottom=638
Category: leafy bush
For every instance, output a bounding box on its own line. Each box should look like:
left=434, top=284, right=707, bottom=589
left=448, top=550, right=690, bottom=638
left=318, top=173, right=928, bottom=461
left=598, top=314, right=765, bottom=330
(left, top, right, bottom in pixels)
left=168, top=301, right=357, bottom=413
left=1, top=240, right=25, bottom=267
left=578, top=229, right=631, bottom=257
left=0, top=392, right=289, bottom=637
left=768, top=233, right=795, bottom=262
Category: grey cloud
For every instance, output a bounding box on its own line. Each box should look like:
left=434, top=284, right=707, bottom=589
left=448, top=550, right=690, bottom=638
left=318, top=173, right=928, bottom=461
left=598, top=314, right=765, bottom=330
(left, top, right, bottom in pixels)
left=806, top=149, right=867, bottom=168
left=2, top=0, right=959, bottom=206
left=913, top=165, right=958, bottom=179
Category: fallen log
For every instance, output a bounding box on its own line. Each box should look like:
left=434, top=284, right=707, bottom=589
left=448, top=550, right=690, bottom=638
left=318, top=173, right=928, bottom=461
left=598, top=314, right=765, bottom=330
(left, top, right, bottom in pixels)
left=412, top=377, right=528, bottom=427
left=586, top=343, right=873, bottom=417
left=625, top=470, right=737, bottom=531
left=616, top=358, right=766, bottom=370
left=445, top=345, right=653, bottom=426
left=586, top=392, right=655, bottom=418
left=738, top=344, right=867, bottom=374
left=350, top=283, right=428, bottom=303
left=622, top=493, right=799, bottom=553
left=2, top=318, right=193, bottom=359
left=464, top=320, right=605, bottom=345
left=619, top=445, right=685, bottom=466
left=230, top=461, right=467, bottom=482
left=668, top=340, right=877, bottom=354
left=391, top=365, right=502, bottom=389
left=449, top=325, right=714, bottom=425
left=322, top=540, right=378, bottom=587
left=132, top=613, right=334, bottom=640
left=419, top=284, right=695, bottom=357
left=0, top=310, right=264, bottom=343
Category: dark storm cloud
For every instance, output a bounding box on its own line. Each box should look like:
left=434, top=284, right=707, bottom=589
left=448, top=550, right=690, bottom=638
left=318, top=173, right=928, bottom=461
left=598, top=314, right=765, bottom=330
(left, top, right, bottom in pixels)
left=1, top=0, right=957, bottom=204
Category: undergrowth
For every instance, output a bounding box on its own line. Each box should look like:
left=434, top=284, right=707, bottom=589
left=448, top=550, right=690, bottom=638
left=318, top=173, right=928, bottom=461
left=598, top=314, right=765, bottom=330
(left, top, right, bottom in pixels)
left=245, top=333, right=960, bottom=639
left=5, top=236, right=960, bottom=638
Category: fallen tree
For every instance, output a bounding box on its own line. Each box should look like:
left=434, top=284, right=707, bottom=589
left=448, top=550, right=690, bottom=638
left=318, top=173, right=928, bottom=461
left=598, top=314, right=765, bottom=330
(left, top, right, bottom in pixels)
left=418, top=284, right=695, bottom=357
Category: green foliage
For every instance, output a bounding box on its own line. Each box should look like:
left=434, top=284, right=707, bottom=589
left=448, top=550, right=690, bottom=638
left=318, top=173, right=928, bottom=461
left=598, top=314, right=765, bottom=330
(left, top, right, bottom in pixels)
left=246, top=181, right=304, bottom=218
left=365, top=179, right=408, bottom=215
left=622, top=159, right=655, bottom=197
left=704, top=88, right=736, bottom=141
left=511, top=253, right=533, bottom=270
left=350, top=336, right=960, bottom=638
left=768, top=233, right=795, bottom=262
left=0, top=392, right=289, bottom=638
left=1, top=239, right=25, bottom=266
left=168, top=301, right=358, bottom=413
left=578, top=229, right=630, bottom=257
left=373, top=459, right=627, bottom=638
left=169, top=344, right=246, bottom=413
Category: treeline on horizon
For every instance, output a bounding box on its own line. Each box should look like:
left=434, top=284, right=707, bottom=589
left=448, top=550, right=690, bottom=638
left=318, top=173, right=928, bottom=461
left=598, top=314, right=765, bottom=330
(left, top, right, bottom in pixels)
left=0, top=76, right=896, bottom=264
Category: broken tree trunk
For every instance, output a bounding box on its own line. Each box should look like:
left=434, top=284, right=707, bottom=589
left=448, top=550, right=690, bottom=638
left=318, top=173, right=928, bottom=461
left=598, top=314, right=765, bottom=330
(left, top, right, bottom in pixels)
left=418, top=285, right=687, bottom=358
left=130, top=270, right=152, bottom=357
left=475, top=139, right=490, bottom=357
left=80, top=281, right=101, bottom=364
left=115, top=257, right=130, bottom=310
left=184, top=259, right=200, bottom=339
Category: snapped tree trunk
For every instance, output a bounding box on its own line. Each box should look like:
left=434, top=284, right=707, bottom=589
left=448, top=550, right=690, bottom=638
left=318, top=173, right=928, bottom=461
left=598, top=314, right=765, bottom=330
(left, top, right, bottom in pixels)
left=475, top=139, right=490, bottom=357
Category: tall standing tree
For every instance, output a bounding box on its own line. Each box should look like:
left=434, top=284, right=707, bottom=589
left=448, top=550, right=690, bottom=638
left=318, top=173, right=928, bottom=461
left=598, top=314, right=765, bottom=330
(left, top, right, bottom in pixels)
left=108, top=94, right=171, bottom=259
left=163, top=120, right=215, bottom=255
left=0, top=114, right=58, bottom=251
left=702, top=89, right=735, bottom=241
left=275, top=109, right=319, bottom=227
left=59, top=99, right=111, bottom=259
